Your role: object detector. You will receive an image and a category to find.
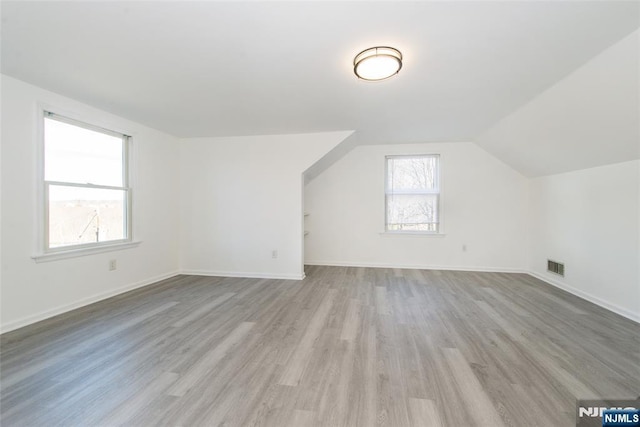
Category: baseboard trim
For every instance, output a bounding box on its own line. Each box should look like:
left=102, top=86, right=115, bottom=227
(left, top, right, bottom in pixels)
left=0, top=270, right=180, bottom=335
left=180, top=269, right=306, bottom=281
left=3, top=265, right=635, bottom=334
left=306, top=261, right=639, bottom=323
left=304, top=260, right=524, bottom=274
left=527, top=271, right=640, bottom=324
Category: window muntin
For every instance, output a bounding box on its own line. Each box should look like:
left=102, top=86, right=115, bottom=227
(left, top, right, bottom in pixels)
left=385, top=155, right=440, bottom=233
left=43, top=112, right=131, bottom=251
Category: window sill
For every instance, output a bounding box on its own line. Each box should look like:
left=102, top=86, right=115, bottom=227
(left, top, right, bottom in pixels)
left=379, top=232, right=447, bottom=237
left=32, top=241, right=141, bottom=263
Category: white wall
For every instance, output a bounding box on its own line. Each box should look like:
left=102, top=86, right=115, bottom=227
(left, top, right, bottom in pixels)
left=304, top=142, right=528, bottom=271
left=179, top=132, right=351, bottom=279
left=473, top=30, right=640, bottom=322
left=477, top=30, right=639, bottom=177
left=528, top=160, right=640, bottom=321
left=3, top=29, right=638, bottom=331
left=1, top=75, right=181, bottom=332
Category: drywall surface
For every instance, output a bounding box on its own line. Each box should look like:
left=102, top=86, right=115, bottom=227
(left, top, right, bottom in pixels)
left=179, top=131, right=351, bottom=279
left=477, top=30, right=639, bottom=177
left=304, top=142, right=528, bottom=271
left=1, top=75, right=181, bottom=332
left=528, top=160, right=640, bottom=321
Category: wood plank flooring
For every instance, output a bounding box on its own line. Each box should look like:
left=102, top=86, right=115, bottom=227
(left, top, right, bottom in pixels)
left=1, top=266, right=638, bottom=426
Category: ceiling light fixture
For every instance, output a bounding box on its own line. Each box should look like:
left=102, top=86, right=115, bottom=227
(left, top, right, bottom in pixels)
left=353, top=46, right=403, bottom=81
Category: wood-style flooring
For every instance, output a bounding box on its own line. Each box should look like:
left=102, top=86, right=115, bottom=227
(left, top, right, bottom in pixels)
left=1, top=266, right=639, bottom=426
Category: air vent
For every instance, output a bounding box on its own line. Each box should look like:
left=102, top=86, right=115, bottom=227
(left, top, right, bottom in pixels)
left=547, top=259, right=565, bottom=277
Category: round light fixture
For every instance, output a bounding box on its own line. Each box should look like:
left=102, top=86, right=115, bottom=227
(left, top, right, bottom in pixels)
left=353, top=46, right=403, bottom=81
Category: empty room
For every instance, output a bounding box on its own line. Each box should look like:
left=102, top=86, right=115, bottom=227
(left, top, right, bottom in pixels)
left=1, top=1, right=638, bottom=426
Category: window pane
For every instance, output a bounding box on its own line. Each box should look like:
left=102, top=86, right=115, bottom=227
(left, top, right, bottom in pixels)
left=386, top=194, right=439, bottom=232
left=387, top=156, right=438, bottom=192
left=45, top=117, right=124, bottom=186
left=48, top=185, right=126, bottom=248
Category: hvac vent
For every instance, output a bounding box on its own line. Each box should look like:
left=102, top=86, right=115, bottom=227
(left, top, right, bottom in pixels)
left=547, top=259, right=565, bottom=277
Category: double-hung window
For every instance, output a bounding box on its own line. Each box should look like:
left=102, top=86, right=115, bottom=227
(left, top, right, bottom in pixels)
left=385, top=154, right=440, bottom=233
left=43, top=112, right=131, bottom=251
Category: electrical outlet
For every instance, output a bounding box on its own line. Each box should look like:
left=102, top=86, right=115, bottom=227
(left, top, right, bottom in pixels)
left=462, top=244, right=467, bottom=252
left=271, top=249, right=278, bottom=259
left=109, top=259, right=117, bottom=271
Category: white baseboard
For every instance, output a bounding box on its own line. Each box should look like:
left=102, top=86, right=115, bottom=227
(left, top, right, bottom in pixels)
left=527, top=271, right=640, bottom=324
left=180, top=269, right=305, bottom=281
left=304, top=260, right=524, bottom=274
left=3, top=265, right=635, bottom=335
left=306, top=261, right=639, bottom=323
left=0, top=268, right=304, bottom=335
left=0, top=271, right=180, bottom=334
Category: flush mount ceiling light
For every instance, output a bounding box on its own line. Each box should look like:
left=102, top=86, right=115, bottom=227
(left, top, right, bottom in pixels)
left=353, top=46, right=403, bottom=81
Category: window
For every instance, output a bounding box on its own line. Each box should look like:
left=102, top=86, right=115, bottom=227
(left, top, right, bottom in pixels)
left=385, top=154, right=440, bottom=233
left=43, top=112, right=131, bottom=251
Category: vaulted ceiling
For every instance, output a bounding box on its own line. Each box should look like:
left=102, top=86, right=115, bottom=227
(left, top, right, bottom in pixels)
left=476, top=30, right=639, bottom=177
left=2, top=1, right=638, bottom=174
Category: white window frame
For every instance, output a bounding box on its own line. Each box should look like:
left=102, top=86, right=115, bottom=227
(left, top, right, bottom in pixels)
left=33, top=108, right=138, bottom=262
left=384, top=154, right=442, bottom=234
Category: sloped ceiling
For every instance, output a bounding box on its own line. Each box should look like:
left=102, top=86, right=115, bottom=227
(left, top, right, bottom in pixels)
left=476, top=30, right=639, bottom=177
left=2, top=0, right=638, bottom=152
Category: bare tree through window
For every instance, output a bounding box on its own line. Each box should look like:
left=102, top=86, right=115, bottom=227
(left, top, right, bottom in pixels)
left=385, top=155, right=440, bottom=232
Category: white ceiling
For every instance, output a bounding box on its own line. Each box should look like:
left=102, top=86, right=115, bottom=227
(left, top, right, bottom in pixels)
left=1, top=1, right=638, bottom=145
left=477, top=30, right=639, bottom=177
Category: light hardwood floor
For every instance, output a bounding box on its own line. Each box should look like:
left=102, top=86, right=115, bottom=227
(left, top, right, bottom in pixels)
left=1, top=266, right=638, bottom=426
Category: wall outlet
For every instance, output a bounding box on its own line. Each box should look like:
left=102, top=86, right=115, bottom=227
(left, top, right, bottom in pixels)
left=109, top=259, right=117, bottom=271
left=271, top=249, right=278, bottom=259
left=462, top=244, right=467, bottom=252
